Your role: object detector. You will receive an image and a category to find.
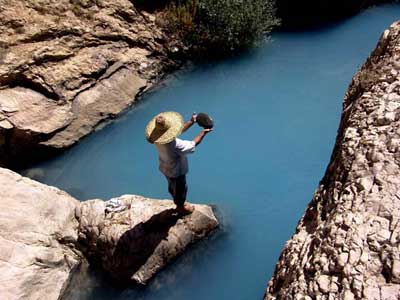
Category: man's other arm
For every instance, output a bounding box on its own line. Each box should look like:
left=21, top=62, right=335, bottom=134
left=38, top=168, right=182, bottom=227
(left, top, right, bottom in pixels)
left=193, top=129, right=213, bottom=146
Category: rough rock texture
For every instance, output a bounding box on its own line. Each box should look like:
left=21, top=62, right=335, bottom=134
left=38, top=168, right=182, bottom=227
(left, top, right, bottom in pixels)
left=265, top=21, right=400, bottom=300
left=0, top=167, right=81, bottom=300
left=0, top=167, right=219, bottom=299
left=76, top=195, right=219, bottom=285
left=0, top=0, right=181, bottom=168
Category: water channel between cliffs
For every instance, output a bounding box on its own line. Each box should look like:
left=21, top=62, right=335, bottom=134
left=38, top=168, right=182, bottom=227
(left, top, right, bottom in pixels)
left=23, top=5, right=400, bottom=300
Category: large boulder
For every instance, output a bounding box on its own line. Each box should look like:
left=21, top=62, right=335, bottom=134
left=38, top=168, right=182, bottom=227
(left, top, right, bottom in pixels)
left=0, top=167, right=81, bottom=300
left=0, top=0, right=181, bottom=168
left=265, top=21, right=400, bottom=300
left=0, top=167, right=219, bottom=299
left=76, top=195, right=219, bottom=285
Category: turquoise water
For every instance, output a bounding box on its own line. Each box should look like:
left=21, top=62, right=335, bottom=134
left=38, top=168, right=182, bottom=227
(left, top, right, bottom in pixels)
left=23, top=5, right=400, bottom=300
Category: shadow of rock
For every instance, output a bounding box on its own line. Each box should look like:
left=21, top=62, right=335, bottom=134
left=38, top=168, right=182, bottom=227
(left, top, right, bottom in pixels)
left=111, top=209, right=180, bottom=283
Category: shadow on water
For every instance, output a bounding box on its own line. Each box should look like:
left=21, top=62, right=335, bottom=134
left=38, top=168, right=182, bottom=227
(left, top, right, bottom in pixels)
left=111, top=208, right=180, bottom=282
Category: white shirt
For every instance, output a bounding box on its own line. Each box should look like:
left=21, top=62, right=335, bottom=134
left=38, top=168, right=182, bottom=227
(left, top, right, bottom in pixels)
left=155, top=138, right=196, bottom=178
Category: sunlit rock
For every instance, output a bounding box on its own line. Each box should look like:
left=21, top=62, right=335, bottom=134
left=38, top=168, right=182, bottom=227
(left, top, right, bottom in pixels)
left=0, top=168, right=218, bottom=299
left=76, top=195, right=219, bottom=285
left=0, top=0, right=181, bottom=168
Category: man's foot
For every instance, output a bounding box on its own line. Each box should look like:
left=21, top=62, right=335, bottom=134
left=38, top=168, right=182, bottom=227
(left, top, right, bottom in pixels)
left=176, top=204, right=195, bottom=215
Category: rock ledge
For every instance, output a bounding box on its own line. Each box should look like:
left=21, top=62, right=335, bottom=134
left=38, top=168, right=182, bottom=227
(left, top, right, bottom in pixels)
left=0, top=0, right=181, bottom=168
left=0, top=167, right=218, bottom=300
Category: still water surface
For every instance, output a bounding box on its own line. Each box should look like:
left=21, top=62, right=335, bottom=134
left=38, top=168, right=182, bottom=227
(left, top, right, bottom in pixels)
left=23, top=5, right=400, bottom=299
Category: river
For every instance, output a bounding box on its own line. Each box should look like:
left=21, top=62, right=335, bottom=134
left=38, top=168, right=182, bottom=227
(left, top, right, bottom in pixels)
left=23, top=4, right=400, bottom=300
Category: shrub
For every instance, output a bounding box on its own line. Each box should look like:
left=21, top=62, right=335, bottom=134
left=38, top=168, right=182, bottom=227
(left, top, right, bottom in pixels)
left=164, top=0, right=280, bottom=58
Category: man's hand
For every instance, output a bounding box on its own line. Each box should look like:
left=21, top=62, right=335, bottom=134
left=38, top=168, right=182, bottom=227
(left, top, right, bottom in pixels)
left=182, top=113, right=197, bottom=133
left=191, top=113, right=197, bottom=123
left=194, top=128, right=213, bottom=146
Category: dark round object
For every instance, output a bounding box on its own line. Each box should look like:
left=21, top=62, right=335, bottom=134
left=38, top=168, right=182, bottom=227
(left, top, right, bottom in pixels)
left=196, top=113, right=214, bottom=129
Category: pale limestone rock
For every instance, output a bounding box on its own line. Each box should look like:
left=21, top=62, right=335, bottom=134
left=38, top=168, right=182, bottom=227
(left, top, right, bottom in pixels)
left=0, top=168, right=219, bottom=298
left=0, top=0, right=181, bottom=168
left=343, top=290, right=355, bottom=300
left=363, top=286, right=381, bottom=300
left=265, top=21, right=400, bottom=300
left=381, top=285, right=400, bottom=300
left=317, top=275, right=330, bottom=293
left=42, top=67, right=146, bottom=148
left=0, top=87, right=73, bottom=133
left=0, top=167, right=81, bottom=300
left=76, top=195, right=219, bottom=285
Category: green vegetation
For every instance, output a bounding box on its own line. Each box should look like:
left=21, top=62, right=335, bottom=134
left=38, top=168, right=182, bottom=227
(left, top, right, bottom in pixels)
left=163, top=0, right=280, bottom=58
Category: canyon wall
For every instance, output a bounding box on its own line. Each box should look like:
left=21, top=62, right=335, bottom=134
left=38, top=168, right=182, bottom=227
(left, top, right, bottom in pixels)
left=265, top=21, right=400, bottom=300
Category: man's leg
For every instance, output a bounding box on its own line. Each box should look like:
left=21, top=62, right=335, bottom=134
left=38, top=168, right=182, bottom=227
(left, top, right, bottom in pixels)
left=167, top=175, right=193, bottom=214
left=174, top=175, right=187, bottom=206
left=175, top=175, right=194, bottom=214
left=166, top=176, right=176, bottom=200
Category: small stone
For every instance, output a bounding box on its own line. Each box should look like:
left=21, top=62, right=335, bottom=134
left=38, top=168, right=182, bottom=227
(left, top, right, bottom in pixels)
left=392, top=259, right=400, bottom=283
left=363, top=286, right=380, bottom=300
left=317, top=275, right=330, bottom=293
left=0, top=119, right=13, bottom=129
left=343, top=290, right=355, bottom=300
left=377, top=112, right=396, bottom=125
left=360, top=250, right=369, bottom=264
left=376, top=229, right=391, bottom=242
left=338, top=252, right=349, bottom=267
left=358, top=176, right=374, bottom=192
left=381, top=285, right=400, bottom=300
left=349, top=249, right=361, bottom=264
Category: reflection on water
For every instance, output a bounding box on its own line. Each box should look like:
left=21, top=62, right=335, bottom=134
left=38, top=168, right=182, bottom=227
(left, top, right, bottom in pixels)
left=24, top=4, right=400, bottom=300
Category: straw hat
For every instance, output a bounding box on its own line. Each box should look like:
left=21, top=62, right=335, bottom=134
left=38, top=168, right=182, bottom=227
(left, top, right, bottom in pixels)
left=145, top=111, right=184, bottom=144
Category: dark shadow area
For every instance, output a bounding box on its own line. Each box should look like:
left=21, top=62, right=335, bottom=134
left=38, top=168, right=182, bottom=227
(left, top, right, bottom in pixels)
left=276, top=0, right=397, bottom=30
left=132, top=0, right=170, bottom=12
left=110, top=208, right=181, bottom=283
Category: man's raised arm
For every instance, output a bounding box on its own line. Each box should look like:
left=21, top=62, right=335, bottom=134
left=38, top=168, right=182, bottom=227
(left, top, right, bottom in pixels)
left=182, top=113, right=197, bottom=133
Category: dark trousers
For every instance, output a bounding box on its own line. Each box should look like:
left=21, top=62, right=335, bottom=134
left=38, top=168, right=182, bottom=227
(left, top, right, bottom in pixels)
left=165, top=175, right=187, bottom=207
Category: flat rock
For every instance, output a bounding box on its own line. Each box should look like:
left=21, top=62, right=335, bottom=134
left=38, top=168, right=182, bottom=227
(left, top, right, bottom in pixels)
left=265, top=21, right=400, bottom=300
left=76, top=195, right=219, bottom=285
left=42, top=66, right=146, bottom=148
left=0, top=87, right=73, bottom=134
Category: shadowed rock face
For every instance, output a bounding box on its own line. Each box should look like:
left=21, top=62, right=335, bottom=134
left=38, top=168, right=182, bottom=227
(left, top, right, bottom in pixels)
left=0, top=168, right=219, bottom=299
left=265, top=21, right=400, bottom=300
left=0, top=0, right=181, bottom=168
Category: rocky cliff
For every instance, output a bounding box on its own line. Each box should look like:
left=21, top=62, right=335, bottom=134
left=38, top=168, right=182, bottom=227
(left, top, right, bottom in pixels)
left=265, top=21, right=400, bottom=300
left=0, top=167, right=218, bottom=300
left=0, top=0, right=181, bottom=169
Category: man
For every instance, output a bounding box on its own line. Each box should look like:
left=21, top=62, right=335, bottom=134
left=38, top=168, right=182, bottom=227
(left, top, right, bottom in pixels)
left=145, top=111, right=213, bottom=214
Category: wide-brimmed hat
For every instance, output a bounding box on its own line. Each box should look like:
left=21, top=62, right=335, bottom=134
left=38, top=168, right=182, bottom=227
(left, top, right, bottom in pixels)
left=145, top=111, right=184, bottom=144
